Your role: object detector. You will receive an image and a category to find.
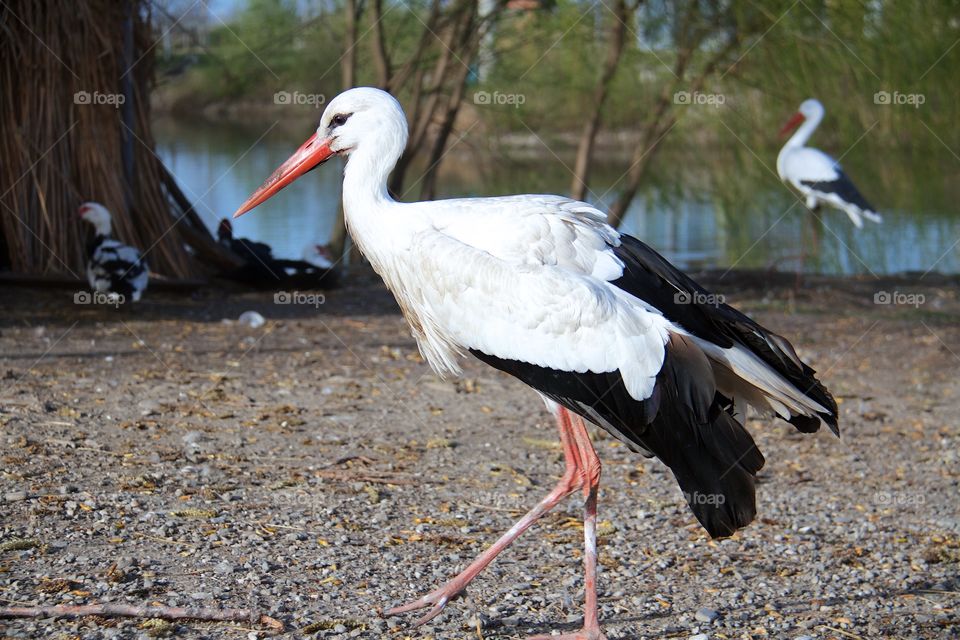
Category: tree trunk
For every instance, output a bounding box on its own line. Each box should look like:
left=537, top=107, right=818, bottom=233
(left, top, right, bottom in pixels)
left=370, top=0, right=391, bottom=89
left=328, top=0, right=361, bottom=262
left=419, top=58, right=474, bottom=200
left=340, top=0, right=359, bottom=89
left=388, top=0, right=469, bottom=196
left=570, top=0, right=630, bottom=201
left=606, top=32, right=739, bottom=229
left=417, top=2, right=483, bottom=199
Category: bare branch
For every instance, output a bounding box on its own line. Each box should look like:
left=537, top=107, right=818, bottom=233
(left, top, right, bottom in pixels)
left=370, top=0, right=392, bottom=88
left=0, top=603, right=283, bottom=630
left=570, top=0, right=633, bottom=200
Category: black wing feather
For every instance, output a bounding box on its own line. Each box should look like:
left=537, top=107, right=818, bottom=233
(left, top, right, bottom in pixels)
left=473, top=333, right=765, bottom=538
left=801, top=168, right=876, bottom=213
left=611, top=234, right=838, bottom=434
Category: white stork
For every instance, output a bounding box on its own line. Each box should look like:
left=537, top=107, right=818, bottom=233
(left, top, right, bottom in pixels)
left=79, top=202, right=148, bottom=303
left=233, top=87, right=839, bottom=640
left=777, top=98, right=882, bottom=228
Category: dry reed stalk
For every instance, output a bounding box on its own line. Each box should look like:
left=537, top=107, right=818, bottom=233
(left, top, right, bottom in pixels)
left=0, top=0, right=236, bottom=280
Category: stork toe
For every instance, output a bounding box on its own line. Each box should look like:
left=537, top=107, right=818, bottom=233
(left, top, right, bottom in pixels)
left=383, top=584, right=461, bottom=624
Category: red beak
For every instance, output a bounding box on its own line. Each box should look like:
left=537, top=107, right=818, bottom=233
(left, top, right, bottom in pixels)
left=779, top=112, right=805, bottom=137
left=233, top=133, right=335, bottom=218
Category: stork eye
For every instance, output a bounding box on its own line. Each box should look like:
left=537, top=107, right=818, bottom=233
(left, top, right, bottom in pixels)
left=330, top=113, right=351, bottom=128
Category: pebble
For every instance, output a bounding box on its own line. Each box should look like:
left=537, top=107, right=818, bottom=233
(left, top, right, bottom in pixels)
left=137, top=400, right=161, bottom=416
left=238, top=310, right=265, bottom=328
left=4, top=490, right=27, bottom=502
left=695, top=607, right=719, bottom=623
left=182, top=431, right=205, bottom=447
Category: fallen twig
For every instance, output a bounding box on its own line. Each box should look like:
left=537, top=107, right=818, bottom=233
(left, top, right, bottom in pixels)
left=0, top=603, right=283, bottom=630
left=312, top=469, right=417, bottom=485
left=464, top=500, right=525, bottom=515
left=132, top=532, right=197, bottom=547
left=818, top=625, right=864, bottom=640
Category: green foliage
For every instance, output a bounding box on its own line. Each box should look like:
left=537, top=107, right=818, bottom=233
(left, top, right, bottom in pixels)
left=160, top=0, right=958, bottom=153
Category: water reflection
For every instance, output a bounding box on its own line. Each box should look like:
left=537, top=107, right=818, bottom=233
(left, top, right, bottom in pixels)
left=154, top=118, right=959, bottom=275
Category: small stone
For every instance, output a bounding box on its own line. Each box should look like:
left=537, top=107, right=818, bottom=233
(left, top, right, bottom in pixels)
left=238, top=311, right=265, bottom=329
left=4, top=491, right=27, bottom=502
left=695, top=607, right=720, bottom=623
left=182, top=431, right=205, bottom=447
left=138, top=400, right=161, bottom=416
left=689, top=634, right=710, bottom=640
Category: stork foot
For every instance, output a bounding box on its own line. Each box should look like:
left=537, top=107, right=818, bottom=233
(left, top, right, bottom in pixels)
left=382, top=577, right=468, bottom=627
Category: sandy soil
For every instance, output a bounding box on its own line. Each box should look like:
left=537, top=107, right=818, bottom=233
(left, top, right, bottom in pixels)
left=1, top=270, right=958, bottom=639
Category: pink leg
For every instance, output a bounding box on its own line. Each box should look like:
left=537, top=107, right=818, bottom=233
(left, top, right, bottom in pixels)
left=383, top=409, right=585, bottom=626
left=384, top=409, right=608, bottom=639
left=529, top=413, right=606, bottom=640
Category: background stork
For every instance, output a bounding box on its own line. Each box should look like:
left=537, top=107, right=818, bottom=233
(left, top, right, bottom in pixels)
left=777, top=98, right=883, bottom=228
left=79, top=202, right=148, bottom=303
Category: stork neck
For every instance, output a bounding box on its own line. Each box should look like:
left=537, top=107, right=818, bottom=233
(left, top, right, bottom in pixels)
left=342, top=138, right=402, bottom=214
left=785, top=109, right=822, bottom=149
left=91, top=218, right=112, bottom=237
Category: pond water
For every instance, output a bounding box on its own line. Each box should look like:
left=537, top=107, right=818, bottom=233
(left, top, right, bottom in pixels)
left=154, top=117, right=960, bottom=276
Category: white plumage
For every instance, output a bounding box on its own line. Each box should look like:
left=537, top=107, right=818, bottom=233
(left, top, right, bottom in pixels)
left=365, top=196, right=670, bottom=401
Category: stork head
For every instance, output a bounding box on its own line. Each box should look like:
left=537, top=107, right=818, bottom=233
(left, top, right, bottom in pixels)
left=780, top=98, right=824, bottom=136
left=78, top=202, right=112, bottom=236
left=233, top=87, right=408, bottom=218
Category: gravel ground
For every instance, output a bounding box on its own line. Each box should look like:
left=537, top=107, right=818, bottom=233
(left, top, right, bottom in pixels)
left=1, top=271, right=958, bottom=639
